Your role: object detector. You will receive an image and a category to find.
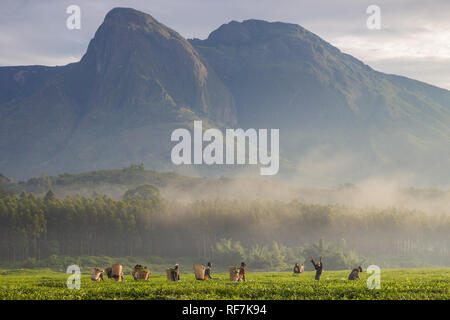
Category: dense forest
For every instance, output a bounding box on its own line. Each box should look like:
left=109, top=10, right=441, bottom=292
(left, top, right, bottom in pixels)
left=1, top=179, right=449, bottom=270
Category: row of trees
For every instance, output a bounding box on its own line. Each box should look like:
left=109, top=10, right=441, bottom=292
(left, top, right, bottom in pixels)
left=213, top=238, right=361, bottom=270
left=1, top=185, right=449, bottom=268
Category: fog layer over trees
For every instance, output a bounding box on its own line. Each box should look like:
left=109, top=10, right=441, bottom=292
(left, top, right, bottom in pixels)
left=1, top=183, right=448, bottom=269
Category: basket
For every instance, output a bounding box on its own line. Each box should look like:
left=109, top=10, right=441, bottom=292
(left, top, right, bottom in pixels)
left=166, top=268, right=179, bottom=281
left=133, top=269, right=150, bottom=280
left=193, top=264, right=206, bottom=280
left=111, top=264, right=123, bottom=281
left=229, top=267, right=240, bottom=281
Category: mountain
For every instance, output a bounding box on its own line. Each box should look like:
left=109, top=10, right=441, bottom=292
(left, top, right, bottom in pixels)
left=0, top=8, right=449, bottom=185
left=190, top=20, right=450, bottom=185
left=0, top=8, right=235, bottom=178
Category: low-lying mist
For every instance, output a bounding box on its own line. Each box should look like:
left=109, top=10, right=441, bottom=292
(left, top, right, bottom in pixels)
left=159, top=176, right=450, bottom=215
left=46, top=174, right=450, bottom=216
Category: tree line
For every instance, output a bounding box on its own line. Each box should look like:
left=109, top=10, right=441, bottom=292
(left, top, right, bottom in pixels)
left=0, top=184, right=449, bottom=269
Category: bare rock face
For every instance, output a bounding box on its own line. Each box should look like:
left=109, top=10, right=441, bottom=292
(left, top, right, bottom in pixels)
left=0, top=8, right=236, bottom=178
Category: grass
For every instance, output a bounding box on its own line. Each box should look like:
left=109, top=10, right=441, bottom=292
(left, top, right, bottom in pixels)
left=0, top=268, right=448, bottom=300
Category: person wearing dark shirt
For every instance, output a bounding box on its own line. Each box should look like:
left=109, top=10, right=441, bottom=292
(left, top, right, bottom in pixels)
left=171, top=264, right=180, bottom=281
left=348, top=266, right=363, bottom=280
left=105, top=267, right=112, bottom=279
left=205, top=262, right=213, bottom=280
left=294, top=263, right=304, bottom=274
left=239, top=262, right=246, bottom=282
left=310, top=256, right=323, bottom=280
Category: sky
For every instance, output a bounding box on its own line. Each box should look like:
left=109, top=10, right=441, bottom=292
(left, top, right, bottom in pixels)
left=1, top=0, right=450, bottom=89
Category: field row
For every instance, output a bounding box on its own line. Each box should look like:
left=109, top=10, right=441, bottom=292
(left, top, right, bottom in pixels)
left=0, top=268, right=448, bottom=300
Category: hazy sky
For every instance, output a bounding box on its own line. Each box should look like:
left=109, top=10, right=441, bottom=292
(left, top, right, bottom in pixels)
left=1, top=0, right=450, bottom=89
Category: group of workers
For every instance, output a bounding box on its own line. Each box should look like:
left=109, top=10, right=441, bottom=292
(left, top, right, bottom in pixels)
left=92, top=258, right=362, bottom=282
left=293, top=256, right=363, bottom=281
left=292, top=256, right=323, bottom=279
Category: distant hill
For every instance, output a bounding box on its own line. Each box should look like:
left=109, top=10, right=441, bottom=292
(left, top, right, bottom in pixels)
left=2, top=164, right=201, bottom=198
left=0, top=7, right=449, bottom=186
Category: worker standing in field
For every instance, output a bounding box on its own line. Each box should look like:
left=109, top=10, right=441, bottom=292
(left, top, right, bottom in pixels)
left=310, top=256, right=323, bottom=280
left=173, top=264, right=180, bottom=281
left=204, top=262, right=213, bottom=280
left=239, top=262, right=246, bottom=282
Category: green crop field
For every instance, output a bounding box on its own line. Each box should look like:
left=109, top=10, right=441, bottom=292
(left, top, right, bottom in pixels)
left=0, top=268, right=448, bottom=300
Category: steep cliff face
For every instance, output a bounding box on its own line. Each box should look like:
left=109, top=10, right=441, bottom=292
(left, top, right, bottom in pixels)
left=0, top=8, right=236, bottom=178
left=78, top=8, right=236, bottom=124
